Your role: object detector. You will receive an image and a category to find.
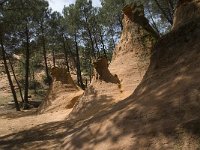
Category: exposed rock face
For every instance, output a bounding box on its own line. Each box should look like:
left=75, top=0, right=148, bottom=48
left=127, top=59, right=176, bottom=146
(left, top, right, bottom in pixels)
left=109, top=3, right=158, bottom=98
left=68, top=3, right=157, bottom=121
left=38, top=67, right=83, bottom=113
left=93, top=57, right=120, bottom=83
left=62, top=1, right=200, bottom=149
left=50, top=67, right=76, bottom=85
left=173, top=0, right=200, bottom=30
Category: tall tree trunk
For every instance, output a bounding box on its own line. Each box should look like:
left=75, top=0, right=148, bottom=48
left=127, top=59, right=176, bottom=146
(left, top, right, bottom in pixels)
left=110, top=27, right=116, bottom=50
left=146, top=5, right=161, bottom=36
left=118, top=13, right=123, bottom=31
left=31, top=64, right=37, bottom=94
left=99, top=30, right=107, bottom=58
left=52, top=48, right=56, bottom=68
left=93, top=20, right=107, bottom=58
left=154, top=0, right=173, bottom=25
left=89, top=56, right=92, bottom=83
left=84, top=15, right=96, bottom=58
left=23, top=24, right=30, bottom=109
left=93, top=35, right=100, bottom=57
left=87, top=26, right=96, bottom=58
left=41, top=24, right=51, bottom=86
left=62, top=36, right=70, bottom=72
left=167, top=0, right=175, bottom=22
left=8, top=57, right=24, bottom=102
left=1, top=38, right=20, bottom=111
left=75, top=34, right=84, bottom=89
left=167, top=0, right=175, bottom=15
left=65, top=36, right=77, bottom=72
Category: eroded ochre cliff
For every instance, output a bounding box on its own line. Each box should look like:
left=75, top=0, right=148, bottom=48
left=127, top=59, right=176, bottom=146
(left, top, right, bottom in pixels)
left=62, top=1, right=200, bottom=149
left=68, top=3, right=158, bottom=121
left=0, top=1, right=199, bottom=150
left=38, top=67, right=83, bottom=113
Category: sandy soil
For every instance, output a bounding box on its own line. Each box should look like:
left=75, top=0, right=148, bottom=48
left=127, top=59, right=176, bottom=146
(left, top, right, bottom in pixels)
left=0, top=106, right=71, bottom=150
left=0, top=1, right=200, bottom=150
left=0, top=108, right=71, bottom=136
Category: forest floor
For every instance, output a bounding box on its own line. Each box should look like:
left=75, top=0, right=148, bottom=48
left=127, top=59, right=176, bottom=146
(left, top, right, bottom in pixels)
left=0, top=104, right=71, bottom=150
left=0, top=72, right=67, bottom=149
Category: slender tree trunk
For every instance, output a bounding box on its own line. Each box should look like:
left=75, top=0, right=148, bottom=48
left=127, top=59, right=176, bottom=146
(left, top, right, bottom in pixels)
left=93, top=35, right=100, bottom=57
left=1, top=38, right=20, bottom=111
left=8, top=57, right=24, bottom=102
left=87, top=26, right=96, bottom=58
left=52, top=48, right=56, bottom=68
left=85, top=78, right=88, bottom=88
left=62, top=36, right=70, bottom=72
left=31, top=65, right=37, bottom=94
left=99, top=30, right=107, bottom=58
left=23, top=24, right=30, bottom=109
left=118, top=14, right=123, bottom=31
left=93, top=20, right=107, bottom=58
left=65, top=36, right=77, bottom=71
left=84, top=15, right=96, bottom=58
left=75, top=34, right=84, bottom=89
left=41, top=24, right=51, bottom=86
left=154, top=0, right=173, bottom=25
left=166, top=0, right=175, bottom=21
left=110, top=27, right=116, bottom=49
left=147, top=6, right=161, bottom=36
left=89, top=56, right=92, bottom=83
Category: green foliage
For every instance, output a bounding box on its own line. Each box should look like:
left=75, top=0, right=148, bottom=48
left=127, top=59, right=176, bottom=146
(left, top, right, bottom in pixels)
left=0, top=0, right=179, bottom=92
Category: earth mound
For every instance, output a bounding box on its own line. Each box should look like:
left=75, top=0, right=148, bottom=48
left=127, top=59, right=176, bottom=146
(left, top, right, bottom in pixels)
left=38, top=67, right=83, bottom=113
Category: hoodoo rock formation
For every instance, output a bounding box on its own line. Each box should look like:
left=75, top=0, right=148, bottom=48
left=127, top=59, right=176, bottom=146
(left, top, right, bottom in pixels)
left=109, top=3, right=158, bottom=97
left=62, top=1, right=200, bottom=149
left=93, top=57, right=120, bottom=84
left=38, top=67, right=83, bottom=113
left=68, top=3, right=158, bottom=121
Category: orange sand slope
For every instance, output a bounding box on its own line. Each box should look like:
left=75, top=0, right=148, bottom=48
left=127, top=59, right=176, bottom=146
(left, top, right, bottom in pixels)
left=69, top=3, right=158, bottom=122
left=62, top=1, right=200, bottom=149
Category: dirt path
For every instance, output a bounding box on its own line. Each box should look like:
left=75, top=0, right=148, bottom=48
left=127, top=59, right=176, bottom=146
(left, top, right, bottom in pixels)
left=0, top=107, right=71, bottom=150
